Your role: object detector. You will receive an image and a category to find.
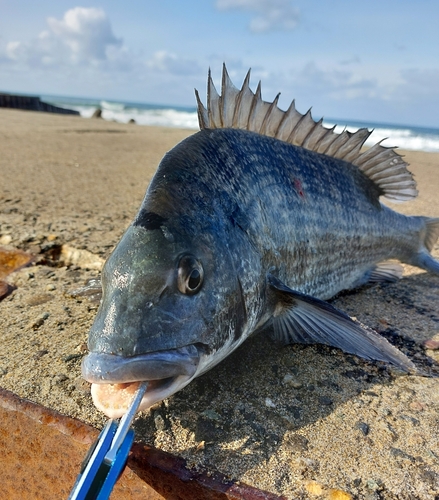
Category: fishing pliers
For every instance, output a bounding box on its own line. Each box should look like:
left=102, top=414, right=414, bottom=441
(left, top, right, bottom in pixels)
left=68, top=382, right=147, bottom=500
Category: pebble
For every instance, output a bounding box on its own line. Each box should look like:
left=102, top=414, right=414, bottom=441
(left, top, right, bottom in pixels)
left=408, top=401, right=425, bottom=411
left=328, top=490, right=352, bottom=500
left=201, top=409, right=222, bottom=421
left=356, top=422, right=370, bottom=436
left=366, top=479, right=380, bottom=491
left=0, top=234, right=12, bottom=245
left=46, top=284, right=56, bottom=291
left=195, top=440, right=205, bottom=452
left=305, top=480, right=324, bottom=495
left=390, top=447, right=415, bottom=462
left=399, top=414, right=420, bottom=426
left=28, top=312, right=50, bottom=330
left=283, top=433, right=309, bottom=452
left=319, top=396, right=333, bottom=406
left=195, top=417, right=218, bottom=441
left=77, top=343, right=88, bottom=354
left=154, top=412, right=166, bottom=431
left=74, top=377, right=91, bottom=394
left=282, top=373, right=303, bottom=388
left=364, top=494, right=379, bottom=500
left=52, top=373, right=68, bottom=385
left=423, top=338, right=439, bottom=350
left=33, top=349, right=49, bottom=360
left=26, top=293, right=53, bottom=306
left=63, top=353, right=82, bottom=362
left=27, top=244, right=41, bottom=254
left=265, top=397, right=276, bottom=408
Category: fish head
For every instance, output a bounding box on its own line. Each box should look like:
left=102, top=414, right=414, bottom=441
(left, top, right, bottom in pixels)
left=82, top=217, right=245, bottom=417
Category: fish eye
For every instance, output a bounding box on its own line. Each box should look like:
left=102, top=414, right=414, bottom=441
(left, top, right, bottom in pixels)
left=177, top=255, right=204, bottom=295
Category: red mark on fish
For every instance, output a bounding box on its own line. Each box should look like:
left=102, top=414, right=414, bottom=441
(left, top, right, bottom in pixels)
left=293, top=178, right=305, bottom=199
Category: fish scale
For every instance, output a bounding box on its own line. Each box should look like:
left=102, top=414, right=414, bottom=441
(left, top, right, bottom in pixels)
left=173, top=128, right=414, bottom=299
left=82, top=66, right=439, bottom=419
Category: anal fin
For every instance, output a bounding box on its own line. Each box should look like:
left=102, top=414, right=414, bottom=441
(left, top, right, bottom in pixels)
left=267, top=274, right=416, bottom=373
left=369, top=262, right=403, bottom=283
left=350, top=261, right=403, bottom=289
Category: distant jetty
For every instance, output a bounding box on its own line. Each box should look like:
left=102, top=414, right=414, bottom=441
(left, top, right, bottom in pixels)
left=0, top=93, right=79, bottom=115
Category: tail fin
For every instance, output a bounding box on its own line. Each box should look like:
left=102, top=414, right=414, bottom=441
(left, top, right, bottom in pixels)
left=424, top=218, right=439, bottom=252
left=412, top=217, right=439, bottom=274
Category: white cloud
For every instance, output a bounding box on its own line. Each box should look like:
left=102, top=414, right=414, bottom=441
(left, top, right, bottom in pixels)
left=259, top=61, right=439, bottom=127
left=399, top=68, right=439, bottom=98
left=294, top=62, right=377, bottom=101
left=0, top=8, right=202, bottom=82
left=1, top=7, right=123, bottom=68
left=216, top=0, right=300, bottom=33
left=145, top=51, right=201, bottom=76
left=5, top=41, right=23, bottom=61
left=47, top=7, right=121, bottom=62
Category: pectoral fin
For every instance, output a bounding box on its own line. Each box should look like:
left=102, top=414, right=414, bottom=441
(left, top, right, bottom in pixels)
left=267, top=274, right=416, bottom=373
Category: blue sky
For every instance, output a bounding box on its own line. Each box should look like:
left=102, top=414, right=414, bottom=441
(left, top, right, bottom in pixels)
left=0, top=0, right=438, bottom=127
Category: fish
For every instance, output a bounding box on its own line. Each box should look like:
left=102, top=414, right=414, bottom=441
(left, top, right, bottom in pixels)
left=82, top=65, right=439, bottom=418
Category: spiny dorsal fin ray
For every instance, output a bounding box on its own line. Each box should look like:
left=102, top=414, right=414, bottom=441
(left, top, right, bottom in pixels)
left=220, top=65, right=240, bottom=127
left=196, top=64, right=418, bottom=202
left=207, top=69, right=221, bottom=128
left=195, top=89, right=208, bottom=129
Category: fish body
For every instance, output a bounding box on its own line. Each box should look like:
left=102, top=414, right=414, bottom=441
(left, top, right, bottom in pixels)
left=82, top=66, right=439, bottom=417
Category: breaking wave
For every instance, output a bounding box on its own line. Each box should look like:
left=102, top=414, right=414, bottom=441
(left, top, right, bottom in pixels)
left=42, top=95, right=439, bottom=152
left=325, top=120, right=439, bottom=153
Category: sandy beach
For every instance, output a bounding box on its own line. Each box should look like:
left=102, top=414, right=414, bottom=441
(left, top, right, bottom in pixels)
left=1, top=108, right=439, bottom=499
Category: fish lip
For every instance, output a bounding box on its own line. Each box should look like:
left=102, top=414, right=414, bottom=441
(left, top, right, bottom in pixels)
left=81, top=344, right=201, bottom=384
left=83, top=345, right=202, bottom=418
left=90, top=373, right=195, bottom=418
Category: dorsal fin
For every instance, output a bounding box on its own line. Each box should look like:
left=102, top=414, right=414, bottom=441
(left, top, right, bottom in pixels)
left=195, top=64, right=418, bottom=202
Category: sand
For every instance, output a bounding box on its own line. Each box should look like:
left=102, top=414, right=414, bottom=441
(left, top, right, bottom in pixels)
left=1, top=108, right=438, bottom=499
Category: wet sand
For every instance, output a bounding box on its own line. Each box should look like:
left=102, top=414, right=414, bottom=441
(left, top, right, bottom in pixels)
left=1, top=108, right=438, bottom=499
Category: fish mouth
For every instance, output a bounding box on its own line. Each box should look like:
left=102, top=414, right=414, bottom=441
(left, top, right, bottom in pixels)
left=82, top=345, right=200, bottom=418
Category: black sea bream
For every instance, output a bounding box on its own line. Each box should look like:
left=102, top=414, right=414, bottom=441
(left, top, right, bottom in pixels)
left=82, top=66, right=439, bottom=418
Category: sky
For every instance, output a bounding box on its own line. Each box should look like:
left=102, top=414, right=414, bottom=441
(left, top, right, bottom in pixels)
left=0, top=0, right=438, bottom=128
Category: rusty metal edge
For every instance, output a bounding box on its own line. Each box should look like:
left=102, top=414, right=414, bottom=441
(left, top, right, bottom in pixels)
left=128, top=442, right=287, bottom=500
left=0, top=387, right=285, bottom=499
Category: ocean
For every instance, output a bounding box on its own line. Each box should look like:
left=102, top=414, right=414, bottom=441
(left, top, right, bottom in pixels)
left=42, top=95, right=439, bottom=153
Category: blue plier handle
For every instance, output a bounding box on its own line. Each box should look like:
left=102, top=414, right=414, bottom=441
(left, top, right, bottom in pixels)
left=68, top=382, right=148, bottom=500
